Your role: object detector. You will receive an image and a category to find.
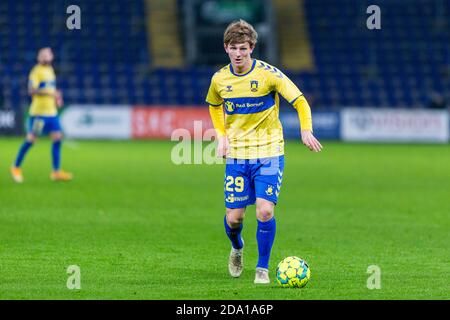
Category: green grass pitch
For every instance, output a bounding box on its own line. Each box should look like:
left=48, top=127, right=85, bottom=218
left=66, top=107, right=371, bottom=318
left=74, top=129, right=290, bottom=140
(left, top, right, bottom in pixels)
left=0, top=138, right=449, bottom=299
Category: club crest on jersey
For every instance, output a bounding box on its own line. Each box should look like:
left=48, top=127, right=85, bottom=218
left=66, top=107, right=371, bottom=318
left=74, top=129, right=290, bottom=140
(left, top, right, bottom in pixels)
left=226, top=85, right=233, bottom=92
left=224, top=101, right=235, bottom=112
left=250, top=80, right=258, bottom=92
left=265, top=185, right=274, bottom=196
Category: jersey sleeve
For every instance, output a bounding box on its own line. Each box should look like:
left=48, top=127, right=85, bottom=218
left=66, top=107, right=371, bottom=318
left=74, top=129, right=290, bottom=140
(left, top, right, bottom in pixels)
left=209, top=105, right=226, bottom=137
left=292, top=95, right=313, bottom=131
left=271, top=69, right=303, bottom=104
left=205, top=75, right=223, bottom=106
left=28, top=68, right=40, bottom=90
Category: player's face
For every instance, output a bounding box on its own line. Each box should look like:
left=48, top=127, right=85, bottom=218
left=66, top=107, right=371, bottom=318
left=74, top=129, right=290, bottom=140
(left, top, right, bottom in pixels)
left=224, top=42, right=254, bottom=70
left=37, top=48, right=54, bottom=65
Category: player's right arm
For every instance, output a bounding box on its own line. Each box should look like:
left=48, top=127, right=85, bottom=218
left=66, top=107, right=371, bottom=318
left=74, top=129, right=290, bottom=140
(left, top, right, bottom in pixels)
left=209, top=105, right=228, bottom=157
left=206, top=75, right=228, bottom=158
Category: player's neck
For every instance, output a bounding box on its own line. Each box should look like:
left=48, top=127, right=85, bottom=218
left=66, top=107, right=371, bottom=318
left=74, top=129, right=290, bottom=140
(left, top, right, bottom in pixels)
left=233, top=58, right=253, bottom=75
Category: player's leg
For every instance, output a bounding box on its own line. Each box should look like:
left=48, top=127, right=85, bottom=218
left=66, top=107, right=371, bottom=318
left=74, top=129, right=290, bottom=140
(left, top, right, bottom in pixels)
left=50, top=130, right=73, bottom=181
left=225, top=207, right=245, bottom=250
left=254, top=198, right=276, bottom=284
left=224, top=158, right=253, bottom=277
left=225, top=207, right=246, bottom=277
left=50, top=131, right=62, bottom=172
left=252, top=156, right=284, bottom=284
left=49, top=116, right=72, bottom=181
left=11, top=116, right=41, bottom=183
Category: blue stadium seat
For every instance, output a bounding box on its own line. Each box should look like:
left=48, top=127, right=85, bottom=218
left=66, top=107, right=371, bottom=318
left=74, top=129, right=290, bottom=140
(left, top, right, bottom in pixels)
left=300, top=0, right=449, bottom=108
left=0, top=0, right=447, bottom=109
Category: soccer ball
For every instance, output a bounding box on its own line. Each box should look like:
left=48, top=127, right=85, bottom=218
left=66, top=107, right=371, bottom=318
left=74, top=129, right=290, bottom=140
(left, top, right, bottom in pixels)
left=276, top=256, right=310, bottom=288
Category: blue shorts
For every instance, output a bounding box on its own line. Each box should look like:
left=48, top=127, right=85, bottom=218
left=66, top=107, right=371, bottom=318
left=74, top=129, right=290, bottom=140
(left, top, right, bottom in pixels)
left=28, top=116, right=62, bottom=136
left=224, top=156, right=284, bottom=208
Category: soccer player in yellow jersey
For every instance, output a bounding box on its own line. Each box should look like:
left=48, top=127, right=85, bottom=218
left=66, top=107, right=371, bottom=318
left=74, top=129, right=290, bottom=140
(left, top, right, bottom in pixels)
left=11, top=47, right=73, bottom=183
left=206, top=20, right=322, bottom=284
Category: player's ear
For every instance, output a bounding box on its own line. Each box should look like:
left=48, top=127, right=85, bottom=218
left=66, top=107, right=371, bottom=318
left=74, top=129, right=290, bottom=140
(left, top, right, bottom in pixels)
left=248, top=44, right=255, bottom=54
left=224, top=43, right=229, bottom=53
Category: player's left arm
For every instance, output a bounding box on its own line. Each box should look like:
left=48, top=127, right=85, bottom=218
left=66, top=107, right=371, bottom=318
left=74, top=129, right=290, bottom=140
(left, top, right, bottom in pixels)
left=55, top=89, right=64, bottom=108
left=272, top=70, right=322, bottom=152
left=292, top=95, right=322, bottom=152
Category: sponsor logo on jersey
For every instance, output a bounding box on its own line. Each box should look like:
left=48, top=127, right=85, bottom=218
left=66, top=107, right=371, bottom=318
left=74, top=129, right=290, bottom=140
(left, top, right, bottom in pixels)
left=225, top=194, right=249, bottom=203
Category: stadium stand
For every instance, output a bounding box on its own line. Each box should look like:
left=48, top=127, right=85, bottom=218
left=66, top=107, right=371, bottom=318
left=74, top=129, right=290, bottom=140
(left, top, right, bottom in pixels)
left=0, top=0, right=149, bottom=107
left=0, top=0, right=448, bottom=110
left=301, top=0, right=449, bottom=108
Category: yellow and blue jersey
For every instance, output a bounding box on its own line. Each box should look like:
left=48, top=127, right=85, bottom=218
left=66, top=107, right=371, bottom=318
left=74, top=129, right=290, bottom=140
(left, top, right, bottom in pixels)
left=206, top=59, right=302, bottom=159
left=28, top=64, right=57, bottom=116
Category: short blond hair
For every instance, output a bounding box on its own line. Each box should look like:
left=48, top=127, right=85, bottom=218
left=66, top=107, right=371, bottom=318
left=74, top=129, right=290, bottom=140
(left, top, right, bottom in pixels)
left=223, top=19, right=258, bottom=47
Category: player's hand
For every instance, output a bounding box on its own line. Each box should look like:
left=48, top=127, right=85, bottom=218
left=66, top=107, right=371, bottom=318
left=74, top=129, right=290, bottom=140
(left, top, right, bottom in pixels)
left=217, top=135, right=229, bottom=158
left=301, top=130, right=323, bottom=152
left=55, top=90, right=64, bottom=107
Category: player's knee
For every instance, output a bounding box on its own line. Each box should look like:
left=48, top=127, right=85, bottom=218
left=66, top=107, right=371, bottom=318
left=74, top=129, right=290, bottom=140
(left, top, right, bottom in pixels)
left=51, top=132, right=63, bottom=141
left=226, top=208, right=244, bottom=227
left=256, top=204, right=274, bottom=222
left=26, top=134, right=36, bottom=143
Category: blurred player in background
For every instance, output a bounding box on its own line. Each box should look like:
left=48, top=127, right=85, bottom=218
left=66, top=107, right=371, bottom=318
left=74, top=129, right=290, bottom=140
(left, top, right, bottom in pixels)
left=10, top=47, right=73, bottom=183
left=206, top=20, right=322, bottom=284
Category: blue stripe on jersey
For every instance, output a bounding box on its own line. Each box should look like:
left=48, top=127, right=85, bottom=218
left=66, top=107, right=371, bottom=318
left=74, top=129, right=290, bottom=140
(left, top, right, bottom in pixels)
left=223, top=92, right=276, bottom=115
left=290, top=94, right=303, bottom=104
left=206, top=100, right=222, bottom=107
left=38, top=81, right=56, bottom=89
